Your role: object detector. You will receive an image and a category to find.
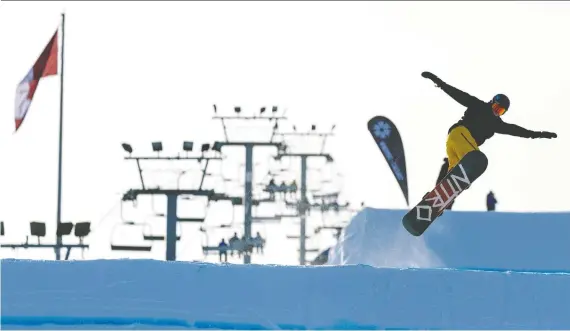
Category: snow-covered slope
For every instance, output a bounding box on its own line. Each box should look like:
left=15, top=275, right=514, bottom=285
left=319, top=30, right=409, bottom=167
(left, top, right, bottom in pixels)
left=2, top=259, right=570, bottom=329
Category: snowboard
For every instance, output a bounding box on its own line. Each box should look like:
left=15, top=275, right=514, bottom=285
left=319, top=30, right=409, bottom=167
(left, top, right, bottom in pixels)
left=402, top=150, right=488, bottom=236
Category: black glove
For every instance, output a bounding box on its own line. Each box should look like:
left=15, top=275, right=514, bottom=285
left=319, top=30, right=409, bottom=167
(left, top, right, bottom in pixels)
left=531, top=131, right=557, bottom=139
left=421, top=71, right=444, bottom=87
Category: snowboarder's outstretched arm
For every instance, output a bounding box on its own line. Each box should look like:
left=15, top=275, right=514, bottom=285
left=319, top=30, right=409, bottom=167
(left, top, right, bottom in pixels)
left=496, top=121, right=557, bottom=139
left=421, top=72, right=481, bottom=108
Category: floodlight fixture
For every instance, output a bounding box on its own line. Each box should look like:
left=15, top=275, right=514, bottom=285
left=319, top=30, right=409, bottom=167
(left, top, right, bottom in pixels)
left=183, top=141, right=194, bottom=152
left=201, top=143, right=210, bottom=153
left=30, top=222, right=46, bottom=244
left=234, top=106, right=241, bottom=114
left=122, top=143, right=133, bottom=154
left=212, top=142, right=222, bottom=153
left=272, top=106, right=278, bottom=113
left=260, top=107, right=266, bottom=114
left=56, top=222, right=73, bottom=236
left=152, top=142, right=163, bottom=153
left=74, top=222, right=91, bottom=238
left=30, top=222, right=46, bottom=237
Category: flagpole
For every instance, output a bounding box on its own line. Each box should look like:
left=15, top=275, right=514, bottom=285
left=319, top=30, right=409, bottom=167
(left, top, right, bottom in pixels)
left=55, top=12, right=65, bottom=261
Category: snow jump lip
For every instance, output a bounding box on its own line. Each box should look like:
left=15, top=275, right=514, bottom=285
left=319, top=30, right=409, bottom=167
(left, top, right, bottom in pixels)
left=328, top=207, right=570, bottom=271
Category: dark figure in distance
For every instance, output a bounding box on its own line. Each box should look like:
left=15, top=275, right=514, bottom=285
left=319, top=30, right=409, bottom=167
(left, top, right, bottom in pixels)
left=487, top=191, right=497, bottom=211
left=218, top=239, right=228, bottom=262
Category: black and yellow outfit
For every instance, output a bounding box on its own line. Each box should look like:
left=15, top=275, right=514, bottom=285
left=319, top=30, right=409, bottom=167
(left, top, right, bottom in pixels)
left=422, top=72, right=558, bottom=171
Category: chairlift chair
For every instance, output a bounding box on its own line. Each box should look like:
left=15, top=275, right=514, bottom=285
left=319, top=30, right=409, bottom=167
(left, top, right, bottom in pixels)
left=109, top=221, right=153, bottom=252
left=142, top=219, right=182, bottom=241
left=200, top=226, right=218, bottom=256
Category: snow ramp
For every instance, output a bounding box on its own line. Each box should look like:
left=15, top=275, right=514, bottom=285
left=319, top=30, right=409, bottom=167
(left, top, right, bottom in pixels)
left=328, top=208, right=570, bottom=271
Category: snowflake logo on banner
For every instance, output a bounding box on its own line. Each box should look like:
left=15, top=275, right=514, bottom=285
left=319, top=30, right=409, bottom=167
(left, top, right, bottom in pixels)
left=373, top=121, right=391, bottom=140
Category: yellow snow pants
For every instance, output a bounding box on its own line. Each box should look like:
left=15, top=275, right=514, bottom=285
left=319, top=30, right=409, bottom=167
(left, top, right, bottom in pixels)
left=446, top=126, right=479, bottom=171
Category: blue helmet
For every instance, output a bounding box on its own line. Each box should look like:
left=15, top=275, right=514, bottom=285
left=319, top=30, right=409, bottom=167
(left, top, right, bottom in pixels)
left=491, top=94, right=510, bottom=116
left=492, top=94, right=510, bottom=110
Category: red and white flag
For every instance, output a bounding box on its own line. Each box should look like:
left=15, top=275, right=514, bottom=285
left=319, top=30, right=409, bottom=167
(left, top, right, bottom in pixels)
left=14, top=30, right=59, bottom=131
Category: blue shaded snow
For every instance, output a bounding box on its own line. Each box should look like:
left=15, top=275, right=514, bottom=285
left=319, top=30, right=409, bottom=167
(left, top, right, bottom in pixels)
left=2, top=258, right=570, bottom=329
left=328, top=208, right=570, bottom=271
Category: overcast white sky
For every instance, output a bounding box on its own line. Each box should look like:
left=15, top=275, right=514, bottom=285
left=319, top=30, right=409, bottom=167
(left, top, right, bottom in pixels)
left=0, top=1, right=568, bottom=263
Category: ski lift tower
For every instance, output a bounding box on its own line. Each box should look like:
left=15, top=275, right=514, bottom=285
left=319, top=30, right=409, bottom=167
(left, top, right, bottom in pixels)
left=274, top=124, right=335, bottom=265
left=212, top=104, right=287, bottom=264
left=119, top=141, right=223, bottom=261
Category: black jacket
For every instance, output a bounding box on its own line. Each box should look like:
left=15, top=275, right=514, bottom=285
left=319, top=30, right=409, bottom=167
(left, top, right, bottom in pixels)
left=440, top=82, right=537, bottom=146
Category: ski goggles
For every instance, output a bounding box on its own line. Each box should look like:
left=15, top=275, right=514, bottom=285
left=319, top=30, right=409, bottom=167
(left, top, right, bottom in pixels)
left=492, top=103, right=507, bottom=116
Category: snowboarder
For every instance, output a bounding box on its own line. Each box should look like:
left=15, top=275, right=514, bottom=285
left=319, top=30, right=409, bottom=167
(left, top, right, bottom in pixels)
left=421, top=71, right=557, bottom=173
left=402, top=72, right=559, bottom=236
